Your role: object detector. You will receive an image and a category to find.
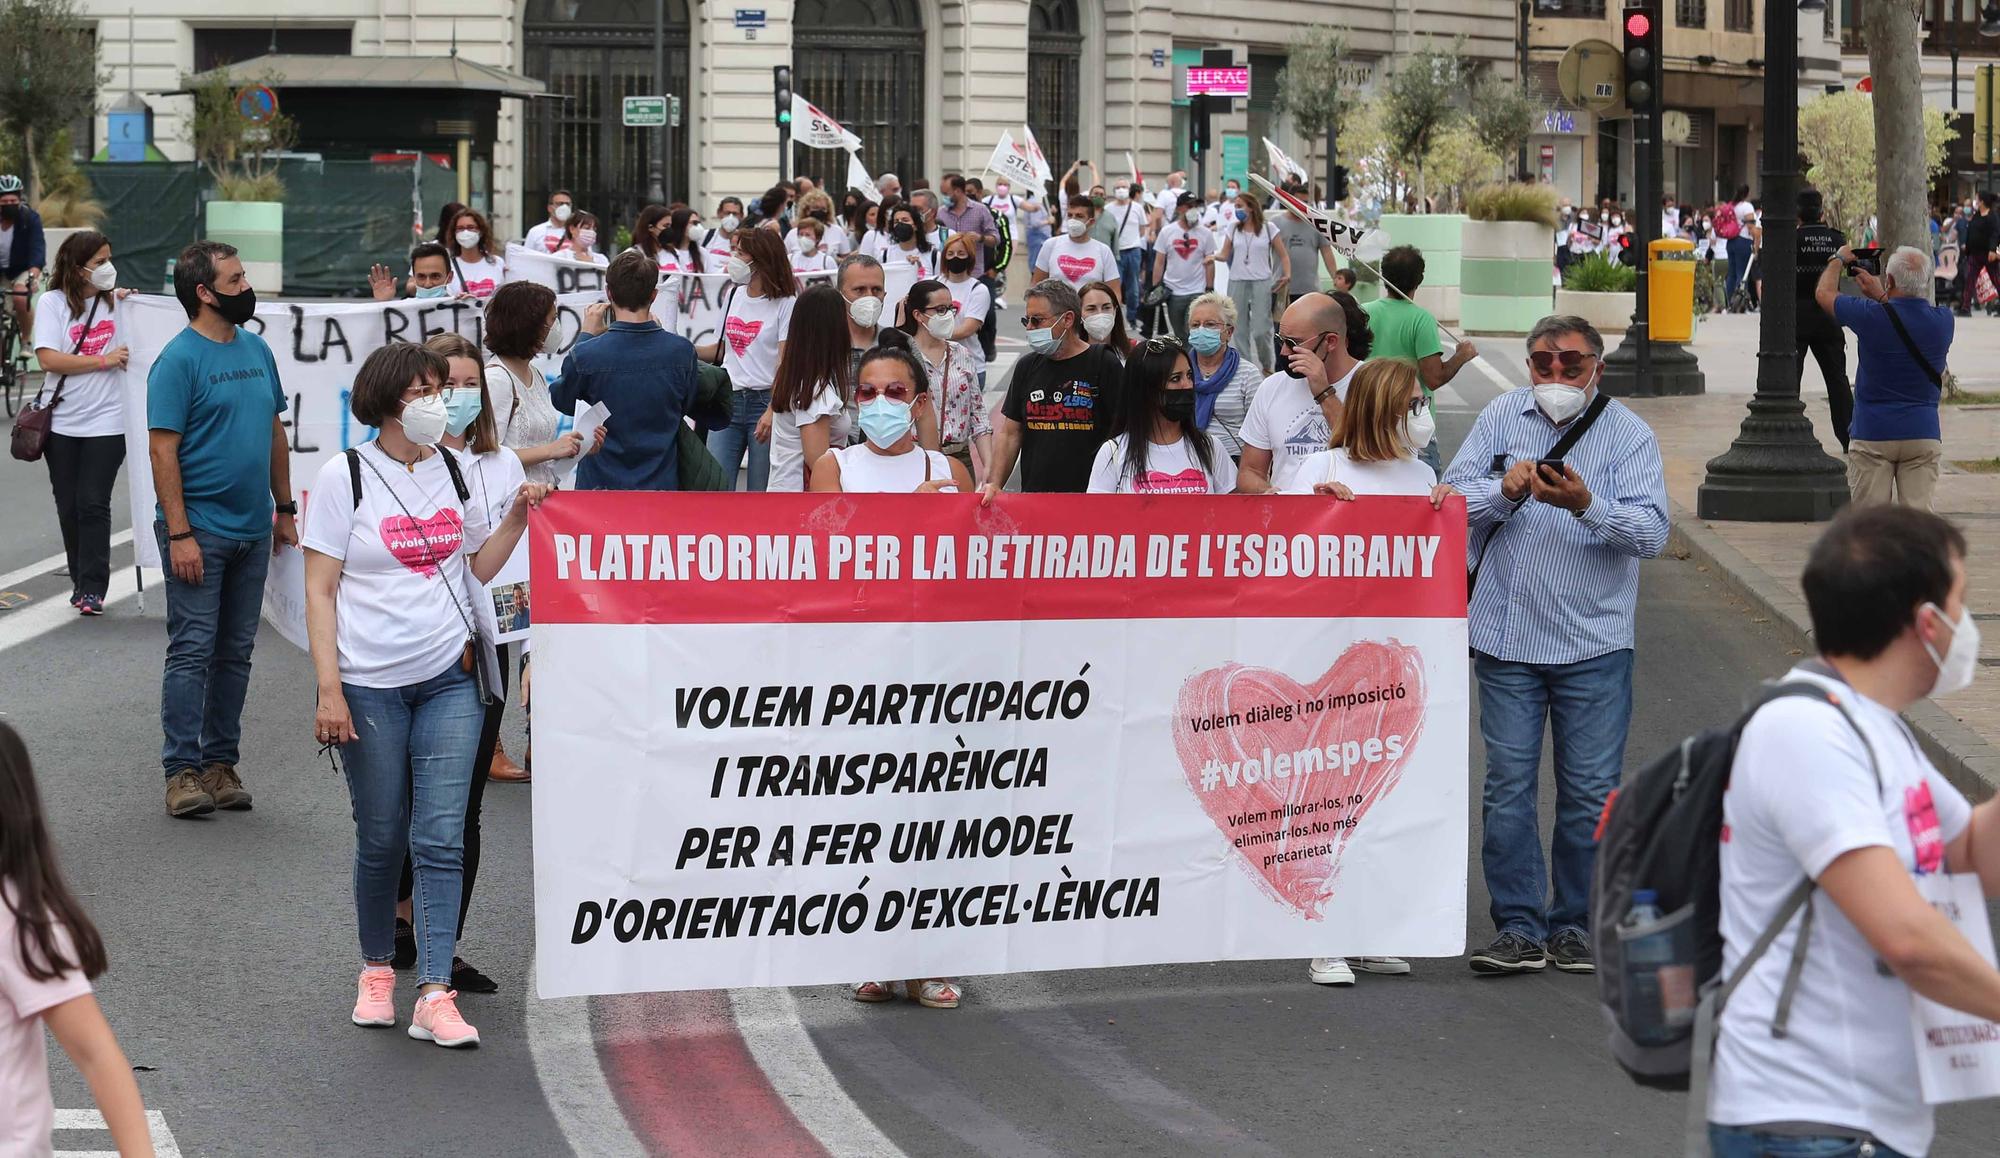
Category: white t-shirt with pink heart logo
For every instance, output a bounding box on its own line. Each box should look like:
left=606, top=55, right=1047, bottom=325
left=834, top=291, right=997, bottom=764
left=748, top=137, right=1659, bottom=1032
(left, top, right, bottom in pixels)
left=32, top=290, right=124, bottom=438
left=1086, top=431, right=1236, bottom=494
left=1155, top=223, right=1217, bottom=296
left=302, top=444, right=495, bottom=689
left=719, top=289, right=795, bottom=392
left=1035, top=236, right=1119, bottom=291
left=449, top=254, right=505, bottom=299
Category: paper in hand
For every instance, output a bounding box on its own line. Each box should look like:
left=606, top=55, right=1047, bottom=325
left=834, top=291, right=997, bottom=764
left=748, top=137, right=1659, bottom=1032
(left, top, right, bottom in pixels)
left=560, top=402, right=611, bottom=483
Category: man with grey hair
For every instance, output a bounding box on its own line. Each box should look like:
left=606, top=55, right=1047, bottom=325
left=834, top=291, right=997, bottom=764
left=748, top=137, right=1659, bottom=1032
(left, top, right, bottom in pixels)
left=983, top=278, right=1124, bottom=497
left=1442, top=314, right=1669, bottom=977
left=875, top=172, right=903, bottom=202
left=1816, top=242, right=1951, bottom=510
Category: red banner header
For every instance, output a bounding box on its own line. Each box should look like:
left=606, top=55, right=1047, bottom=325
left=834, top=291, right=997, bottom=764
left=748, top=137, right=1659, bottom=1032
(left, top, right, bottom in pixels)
left=529, top=493, right=1468, bottom=626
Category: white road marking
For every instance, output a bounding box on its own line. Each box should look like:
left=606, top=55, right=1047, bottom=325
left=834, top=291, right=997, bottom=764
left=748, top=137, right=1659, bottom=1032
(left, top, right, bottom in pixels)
left=729, top=986, right=910, bottom=1158
left=52, top=1109, right=182, bottom=1158
left=524, top=964, right=648, bottom=1158
left=0, top=569, right=138, bottom=654
left=1432, top=384, right=1473, bottom=412
left=0, top=529, right=133, bottom=593
left=1471, top=353, right=1518, bottom=395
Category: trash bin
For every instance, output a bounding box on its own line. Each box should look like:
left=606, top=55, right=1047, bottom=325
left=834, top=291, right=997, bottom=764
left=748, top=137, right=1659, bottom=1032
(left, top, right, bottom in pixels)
left=1648, top=238, right=1696, bottom=343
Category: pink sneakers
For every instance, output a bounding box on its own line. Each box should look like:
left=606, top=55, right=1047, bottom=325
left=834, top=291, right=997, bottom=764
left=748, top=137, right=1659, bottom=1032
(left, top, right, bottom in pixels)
left=352, top=967, right=396, bottom=1027
left=408, top=990, right=481, bottom=1048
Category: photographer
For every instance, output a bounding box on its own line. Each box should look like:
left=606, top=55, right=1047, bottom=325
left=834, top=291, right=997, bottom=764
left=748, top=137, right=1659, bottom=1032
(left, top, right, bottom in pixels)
left=1816, top=245, right=1951, bottom=510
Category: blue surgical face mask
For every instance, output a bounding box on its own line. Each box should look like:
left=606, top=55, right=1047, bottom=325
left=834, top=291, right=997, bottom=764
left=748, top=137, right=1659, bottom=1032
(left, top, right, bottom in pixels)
left=1234, top=208, right=1249, bottom=223
left=1188, top=325, right=1224, bottom=355
left=1025, top=320, right=1064, bottom=354
left=444, top=388, right=484, bottom=437
left=858, top=395, right=915, bottom=448
left=414, top=283, right=450, bottom=299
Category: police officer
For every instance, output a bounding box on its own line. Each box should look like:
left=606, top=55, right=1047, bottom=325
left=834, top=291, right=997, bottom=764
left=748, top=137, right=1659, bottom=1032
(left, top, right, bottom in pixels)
left=1794, top=188, right=1852, bottom=451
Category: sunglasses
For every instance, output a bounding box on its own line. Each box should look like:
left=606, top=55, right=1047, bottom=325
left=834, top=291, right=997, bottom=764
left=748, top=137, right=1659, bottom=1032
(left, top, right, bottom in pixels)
left=855, top=381, right=915, bottom=403
left=1528, top=350, right=1600, bottom=379
left=1277, top=332, right=1335, bottom=354
left=1140, top=336, right=1186, bottom=355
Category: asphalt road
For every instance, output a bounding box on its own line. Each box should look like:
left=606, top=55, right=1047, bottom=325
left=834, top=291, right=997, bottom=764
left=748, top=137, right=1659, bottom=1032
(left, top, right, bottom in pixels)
left=7, top=325, right=1999, bottom=1157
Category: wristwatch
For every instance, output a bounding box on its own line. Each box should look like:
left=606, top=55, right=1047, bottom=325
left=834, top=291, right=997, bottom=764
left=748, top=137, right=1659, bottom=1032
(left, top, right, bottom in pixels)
left=274, top=501, right=298, bottom=516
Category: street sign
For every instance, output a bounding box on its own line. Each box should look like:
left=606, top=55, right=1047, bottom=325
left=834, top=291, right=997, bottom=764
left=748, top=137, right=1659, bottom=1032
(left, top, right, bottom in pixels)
left=1186, top=66, right=1250, bottom=98
left=734, top=8, right=766, bottom=27
left=235, top=84, right=278, bottom=125
left=669, top=94, right=682, bottom=128
left=1557, top=39, right=1624, bottom=114
left=622, top=96, right=666, bottom=128
left=1151, top=48, right=1166, bottom=68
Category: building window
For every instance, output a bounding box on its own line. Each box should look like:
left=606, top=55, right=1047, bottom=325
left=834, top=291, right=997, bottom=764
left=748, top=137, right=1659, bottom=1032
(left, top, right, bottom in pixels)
left=523, top=0, right=691, bottom=224
left=1724, top=0, right=1753, bottom=32
left=1027, top=0, right=1082, bottom=186
left=794, top=0, right=925, bottom=183
left=1675, top=0, right=1705, bottom=27
left=192, top=27, right=353, bottom=73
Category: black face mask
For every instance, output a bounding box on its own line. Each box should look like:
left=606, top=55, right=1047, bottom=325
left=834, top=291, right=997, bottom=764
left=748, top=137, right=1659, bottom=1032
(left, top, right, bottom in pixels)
left=891, top=222, right=916, bottom=243
left=207, top=284, right=257, bottom=326
left=1159, top=391, right=1196, bottom=423
left=0, top=204, right=18, bottom=224
left=944, top=256, right=973, bottom=274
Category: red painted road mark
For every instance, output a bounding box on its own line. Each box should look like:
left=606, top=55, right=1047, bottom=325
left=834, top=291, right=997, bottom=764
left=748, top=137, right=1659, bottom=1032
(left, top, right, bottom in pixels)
left=595, top=989, right=831, bottom=1158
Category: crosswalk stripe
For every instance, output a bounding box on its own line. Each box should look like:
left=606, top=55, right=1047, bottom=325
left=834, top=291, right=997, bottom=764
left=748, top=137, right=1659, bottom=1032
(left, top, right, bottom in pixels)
left=52, top=1109, right=182, bottom=1158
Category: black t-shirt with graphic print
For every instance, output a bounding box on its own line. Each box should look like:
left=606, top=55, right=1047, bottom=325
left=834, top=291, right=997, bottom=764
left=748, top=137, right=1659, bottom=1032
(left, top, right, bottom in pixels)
left=1002, top=344, right=1125, bottom=493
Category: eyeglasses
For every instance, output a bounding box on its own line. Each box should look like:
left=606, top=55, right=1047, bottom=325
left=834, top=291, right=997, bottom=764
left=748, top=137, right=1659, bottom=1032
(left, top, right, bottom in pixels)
left=1406, top=396, right=1430, bottom=418
left=1140, top=336, right=1185, bottom=354
left=855, top=381, right=915, bottom=403
left=1022, top=314, right=1060, bottom=329
left=1528, top=350, right=1600, bottom=380
left=401, top=382, right=444, bottom=401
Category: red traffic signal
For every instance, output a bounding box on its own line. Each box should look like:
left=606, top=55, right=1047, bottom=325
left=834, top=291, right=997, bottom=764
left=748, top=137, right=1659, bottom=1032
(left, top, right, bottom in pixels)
left=1625, top=10, right=1652, bottom=37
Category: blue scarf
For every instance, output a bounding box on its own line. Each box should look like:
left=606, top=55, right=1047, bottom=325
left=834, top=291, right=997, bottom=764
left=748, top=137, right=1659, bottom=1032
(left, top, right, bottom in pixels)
left=1191, top=347, right=1239, bottom=429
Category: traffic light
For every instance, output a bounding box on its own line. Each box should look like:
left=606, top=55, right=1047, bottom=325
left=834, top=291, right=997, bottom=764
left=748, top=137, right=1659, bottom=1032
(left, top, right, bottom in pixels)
left=773, top=65, right=793, bottom=130
left=1617, top=231, right=1635, bottom=266
left=1190, top=94, right=1209, bottom=154
left=1622, top=3, right=1660, bottom=115
left=1333, top=165, right=1350, bottom=202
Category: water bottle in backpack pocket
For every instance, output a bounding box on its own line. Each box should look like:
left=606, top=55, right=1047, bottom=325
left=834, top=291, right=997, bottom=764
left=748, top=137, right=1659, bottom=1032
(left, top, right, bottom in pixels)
left=1616, top=890, right=1698, bottom=1047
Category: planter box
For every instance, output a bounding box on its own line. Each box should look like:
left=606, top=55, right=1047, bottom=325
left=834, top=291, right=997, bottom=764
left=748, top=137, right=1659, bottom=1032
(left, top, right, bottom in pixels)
left=1554, top=288, right=1634, bottom=333
left=204, top=200, right=283, bottom=293
left=1378, top=214, right=1466, bottom=324
left=1461, top=220, right=1555, bottom=335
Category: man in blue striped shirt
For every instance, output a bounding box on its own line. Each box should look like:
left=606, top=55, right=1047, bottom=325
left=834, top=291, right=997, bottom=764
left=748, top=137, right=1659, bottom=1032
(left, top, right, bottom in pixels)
left=1442, top=315, right=1669, bottom=976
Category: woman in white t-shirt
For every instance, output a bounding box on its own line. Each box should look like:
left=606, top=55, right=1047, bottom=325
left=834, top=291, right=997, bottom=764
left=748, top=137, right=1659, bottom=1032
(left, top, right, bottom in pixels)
left=1287, top=359, right=1454, bottom=507
left=765, top=285, right=852, bottom=492
left=1214, top=194, right=1289, bottom=374
left=32, top=230, right=130, bottom=615
left=900, top=278, right=990, bottom=484
left=810, top=345, right=971, bottom=498
left=481, top=282, right=596, bottom=487
left=303, top=343, right=550, bottom=1050
left=1088, top=337, right=1235, bottom=494
left=881, top=203, right=937, bottom=289
left=788, top=218, right=837, bottom=275
left=1184, top=292, right=1264, bottom=461
left=556, top=211, right=609, bottom=267
left=443, top=208, right=506, bottom=300
left=700, top=227, right=797, bottom=492
left=937, top=233, right=992, bottom=384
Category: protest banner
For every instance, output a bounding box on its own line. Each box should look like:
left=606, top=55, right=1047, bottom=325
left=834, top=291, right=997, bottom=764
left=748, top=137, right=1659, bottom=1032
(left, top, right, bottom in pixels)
left=121, top=291, right=591, bottom=572
left=528, top=492, right=1469, bottom=997
left=1018, top=124, right=1054, bottom=183
left=1264, top=137, right=1309, bottom=183
left=791, top=93, right=864, bottom=151
left=502, top=243, right=608, bottom=297
left=848, top=151, right=883, bottom=204
left=987, top=130, right=1042, bottom=190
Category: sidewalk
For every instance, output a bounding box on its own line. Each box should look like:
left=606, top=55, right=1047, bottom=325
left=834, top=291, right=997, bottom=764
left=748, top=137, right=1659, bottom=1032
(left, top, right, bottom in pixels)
left=1618, top=311, right=2000, bottom=796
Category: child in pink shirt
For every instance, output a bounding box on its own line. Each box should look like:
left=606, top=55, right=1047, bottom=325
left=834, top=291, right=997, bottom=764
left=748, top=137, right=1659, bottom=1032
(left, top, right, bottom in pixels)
left=0, top=722, right=152, bottom=1157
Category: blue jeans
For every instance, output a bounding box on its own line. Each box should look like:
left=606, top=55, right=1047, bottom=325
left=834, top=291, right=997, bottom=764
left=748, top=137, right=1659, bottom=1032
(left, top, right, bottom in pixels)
left=708, top=386, right=772, bottom=492
left=1708, top=1124, right=1908, bottom=1158
left=156, top=520, right=271, bottom=777
left=1117, top=247, right=1144, bottom=323
left=1476, top=648, right=1635, bottom=942
left=340, top=663, right=484, bottom=987
left=1725, top=235, right=1754, bottom=301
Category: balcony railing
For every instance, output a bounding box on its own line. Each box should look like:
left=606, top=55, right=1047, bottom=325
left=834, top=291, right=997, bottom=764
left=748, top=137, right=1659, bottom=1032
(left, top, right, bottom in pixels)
left=1842, top=0, right=2000, bottom=54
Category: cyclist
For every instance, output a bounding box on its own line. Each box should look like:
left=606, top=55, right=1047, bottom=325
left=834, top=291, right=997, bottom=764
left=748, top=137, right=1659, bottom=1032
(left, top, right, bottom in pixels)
left=0, top=174, right=47, bottom=343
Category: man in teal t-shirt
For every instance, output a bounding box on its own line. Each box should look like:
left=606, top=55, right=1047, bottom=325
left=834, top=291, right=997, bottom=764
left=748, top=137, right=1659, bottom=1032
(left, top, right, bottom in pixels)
left=146, top=240, right=297, bottom=820
left=1361, top=245, right=1479, bottom=471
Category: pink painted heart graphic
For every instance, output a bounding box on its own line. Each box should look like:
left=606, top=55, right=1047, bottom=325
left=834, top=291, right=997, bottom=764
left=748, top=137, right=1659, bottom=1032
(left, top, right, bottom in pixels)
left=1172, top=237, right=1201, bottom=259
left=70, top=319, right=115, bottom=357
left=725, top=316, right=764, bottom=358
left=463, top=278, right=496, bottom=298
left=1173, top=641, right=1427, bottom=920
left=1056, top=254, right=1098, bottom=283
left=1136, top=467, right=1211, bottom=494
left=378, top=510, right=465, bottom=579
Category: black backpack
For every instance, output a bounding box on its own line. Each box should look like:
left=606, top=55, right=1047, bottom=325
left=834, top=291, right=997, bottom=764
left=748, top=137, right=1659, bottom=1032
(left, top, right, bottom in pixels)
left=1589, top=665, right=1878, bottom=1099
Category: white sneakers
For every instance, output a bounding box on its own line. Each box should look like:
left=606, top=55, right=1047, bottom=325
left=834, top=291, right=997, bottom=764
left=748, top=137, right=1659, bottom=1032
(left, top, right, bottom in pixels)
left=1308, top=957, right=1412, bottom=985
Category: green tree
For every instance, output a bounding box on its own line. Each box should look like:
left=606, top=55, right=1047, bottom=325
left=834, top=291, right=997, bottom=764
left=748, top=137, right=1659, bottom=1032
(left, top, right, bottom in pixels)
left=1799, top=90, right=1954, bottom=239
left=1470, top=72, right=1537, bottom=181
left=0, top=0, right=103, bottom=202
left=1274, top=26, right=1349, bottom=179
left=184, top=68, right=297, bottom=201
left=1382, top=43, right=1469, bottom=206
left=1424, top=123, right=1502, bottom=212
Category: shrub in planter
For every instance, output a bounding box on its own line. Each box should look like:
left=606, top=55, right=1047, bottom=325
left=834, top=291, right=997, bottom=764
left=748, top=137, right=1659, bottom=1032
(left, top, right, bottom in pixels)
left=1464, top=182, right=1560, bottom=228
left=1563, top=253, right=1637, bottom=293
left=1461, top=183, right=1558, bottom=334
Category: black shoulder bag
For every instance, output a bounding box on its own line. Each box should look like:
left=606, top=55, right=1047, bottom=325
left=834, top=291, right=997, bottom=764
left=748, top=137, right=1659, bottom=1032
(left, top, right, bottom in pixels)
left=1878, top=299, right=1946, bottom=388
left=1466, top=390, right=1611, bottom=599
left=11, top=295, right=101, bottom=463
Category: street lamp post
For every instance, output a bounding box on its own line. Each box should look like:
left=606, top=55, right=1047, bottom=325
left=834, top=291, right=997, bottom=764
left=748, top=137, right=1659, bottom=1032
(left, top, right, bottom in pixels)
left=646, top=0, right=667, bottom=205
left=1694, top=0, right=1849, bottom=521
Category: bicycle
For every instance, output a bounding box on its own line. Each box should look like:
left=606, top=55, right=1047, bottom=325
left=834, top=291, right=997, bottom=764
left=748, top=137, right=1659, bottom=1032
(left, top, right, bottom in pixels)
left=0, top=299, right=21, bottom=418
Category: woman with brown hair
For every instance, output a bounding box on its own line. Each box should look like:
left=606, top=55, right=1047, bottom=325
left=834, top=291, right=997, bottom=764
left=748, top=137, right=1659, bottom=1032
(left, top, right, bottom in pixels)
left=1078, top=280, right=1136, bottom=357
left=481, top=282, right=594, bottom=487
left=33, top=229, right=130, bottom=615
left=765, top=284, right=852, bottom=492
left=1286, top=358, right=1455, bottom=506
left=700, top=226, right=798, bottom=491
left=1214, top=192, right=1289, bottom=372
left=442, top=207, right=505, bottom=299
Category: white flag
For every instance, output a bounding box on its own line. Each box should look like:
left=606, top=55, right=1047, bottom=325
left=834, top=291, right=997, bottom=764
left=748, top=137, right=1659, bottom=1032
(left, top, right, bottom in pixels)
left=1018, top=123, right=1054, bottom=183
left=1264, top=137, right=1309, bottom=183
left=791, top=93, right=863, bottom=151
left=987, top=129, right=1042, bottom=189
left=847, top=151, right=882, bottom=204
